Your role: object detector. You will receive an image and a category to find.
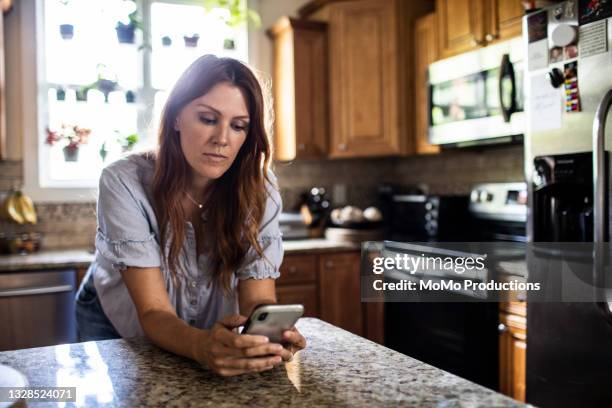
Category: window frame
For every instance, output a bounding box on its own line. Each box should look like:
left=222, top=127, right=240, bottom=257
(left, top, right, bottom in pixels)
left=19, top=0, right=254, bottom=202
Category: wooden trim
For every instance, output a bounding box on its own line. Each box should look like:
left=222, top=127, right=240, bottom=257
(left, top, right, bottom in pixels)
left=0, top=9, right=6, bottom=160
left=266, top=16, right=328, bottom=38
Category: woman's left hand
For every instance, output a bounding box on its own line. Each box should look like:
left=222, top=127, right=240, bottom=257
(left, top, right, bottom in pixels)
left=279, top=327, right=306, bottom=361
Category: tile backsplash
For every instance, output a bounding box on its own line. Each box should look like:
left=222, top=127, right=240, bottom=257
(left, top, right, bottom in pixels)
left=0, top=145, right=523, bottom=250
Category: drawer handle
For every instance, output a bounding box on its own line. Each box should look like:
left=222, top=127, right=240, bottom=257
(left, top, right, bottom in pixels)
left=288, top=266, right=298, bottom=275
left=325, top=261, right=334, bottom=268
left=0, top=284, right=74, bottom=298
left=498, top=323, right=508, bottom=333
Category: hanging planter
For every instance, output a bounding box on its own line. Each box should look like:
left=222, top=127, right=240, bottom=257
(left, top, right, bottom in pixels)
left=161, top=36, right=172, bottom=47
left=96, top=79, right=117, bottom=102
left=62, top=145, right=80, bottom=162
left=116, top=22, right=136, bottom=44
left=59, top=24, right=74, bottom=40
left=183, top=34, right=200, bottom=48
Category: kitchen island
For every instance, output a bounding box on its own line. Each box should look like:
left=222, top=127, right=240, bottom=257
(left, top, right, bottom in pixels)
left=0, top=318, right=526, bottom=407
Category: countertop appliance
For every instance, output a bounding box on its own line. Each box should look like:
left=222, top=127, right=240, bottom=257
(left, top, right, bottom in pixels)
left=428, top=37, right=525, bottom=147
left=383, top=182, right=527, bottom=390
left=524, top=1, right=612, bottom=406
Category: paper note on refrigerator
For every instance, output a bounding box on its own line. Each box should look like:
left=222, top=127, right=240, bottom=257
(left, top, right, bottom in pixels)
left=529, top=74, right=563, bottom=132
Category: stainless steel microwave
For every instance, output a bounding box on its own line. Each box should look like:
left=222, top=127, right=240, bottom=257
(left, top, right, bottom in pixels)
left=428, top=37, right=524, bottom=147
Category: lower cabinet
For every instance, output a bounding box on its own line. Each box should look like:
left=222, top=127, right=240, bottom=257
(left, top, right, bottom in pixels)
left=319, top=252, right=363, bottom=336
left=277, top=251, right=383, bottom=343
left=499, top=302, right=527, bottom=402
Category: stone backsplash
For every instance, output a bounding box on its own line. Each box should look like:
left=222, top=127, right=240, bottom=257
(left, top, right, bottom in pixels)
left=0, top=145, right=523, bottom=250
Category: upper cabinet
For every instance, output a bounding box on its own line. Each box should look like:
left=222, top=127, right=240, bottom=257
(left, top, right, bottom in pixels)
left=436, top=0, right=523, bottom=59
left=414, top=13, right=440, bottom=155
left=486, top=0, right=524, bottom=43
left=327, top=0, right=401, bottom=158
left=267, top=18, right=328, bottom=161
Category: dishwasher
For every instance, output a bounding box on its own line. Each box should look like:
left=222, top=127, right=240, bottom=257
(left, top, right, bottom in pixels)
left=0, top=269, right=77, bottom=351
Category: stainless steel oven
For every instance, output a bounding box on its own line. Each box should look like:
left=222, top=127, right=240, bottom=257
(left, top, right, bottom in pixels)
left=0, top=269, right=77, bottom=351
left=428, top=37, right=525, bottom=147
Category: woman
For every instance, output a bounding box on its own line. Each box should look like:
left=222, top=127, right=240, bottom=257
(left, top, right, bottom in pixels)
left=76, top=55, right=306, bottom=377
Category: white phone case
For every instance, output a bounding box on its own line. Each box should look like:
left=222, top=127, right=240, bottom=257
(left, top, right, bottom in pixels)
left=242, top=304, right=304, bottom=343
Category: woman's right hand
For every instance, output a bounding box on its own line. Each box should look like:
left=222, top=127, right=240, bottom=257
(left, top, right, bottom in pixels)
left=194, top=315, right=285, bottom=377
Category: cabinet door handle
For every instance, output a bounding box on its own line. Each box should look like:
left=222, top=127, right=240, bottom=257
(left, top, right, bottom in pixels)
left=0, top=284, right=74, bottom=298
left=325, top=261, right=334, bottom=268
left=485, top=33, right=499, bottom=42
left=288, top=266, right=298, bottom=275
left=498, top=323, right=508, bottom=333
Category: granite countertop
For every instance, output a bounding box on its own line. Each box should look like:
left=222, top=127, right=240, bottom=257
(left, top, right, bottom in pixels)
left=0, top=318, right=526, bottom=407
left=0, top=239, right=359, bottom=272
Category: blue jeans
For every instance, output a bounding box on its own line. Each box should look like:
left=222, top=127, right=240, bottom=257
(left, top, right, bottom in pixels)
left=75, top=270, right=121, bottom=341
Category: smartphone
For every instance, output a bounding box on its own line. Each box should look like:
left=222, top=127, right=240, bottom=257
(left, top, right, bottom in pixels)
left=241, top=304, right=304, bottom=343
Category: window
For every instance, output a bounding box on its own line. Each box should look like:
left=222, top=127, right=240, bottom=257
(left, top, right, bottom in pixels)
left=39, top=0, right=249, bottom=189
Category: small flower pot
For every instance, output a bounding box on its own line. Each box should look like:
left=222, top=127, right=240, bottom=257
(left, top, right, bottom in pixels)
left=116, top=23, right=135, bottom=44
left=183, top=34, right=199, bottom=48
left=59, top=24, right=74, bottom=40
left=56, top=88, right=66, bottom=101
left=161, top=36, right=172, bottom=47
left=223, top=38, right=236, bottom=50
left=63, top=145, right=79, bottom=162
left=125, top=90, right=136, bottom=103
left=75, top=89, right=87, bottom=102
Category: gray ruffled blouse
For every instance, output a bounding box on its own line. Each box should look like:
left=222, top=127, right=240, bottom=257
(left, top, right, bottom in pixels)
left=91, top=153, right=283, bottom=338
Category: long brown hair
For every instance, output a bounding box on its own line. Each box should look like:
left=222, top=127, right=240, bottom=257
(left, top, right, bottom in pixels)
left=151, top=55, right=273, bottom=292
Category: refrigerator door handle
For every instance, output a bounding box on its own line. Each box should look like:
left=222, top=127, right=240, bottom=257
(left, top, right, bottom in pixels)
left=593, top=88, right=612, bottom=324
left=498, top=54, right=517, bottom=123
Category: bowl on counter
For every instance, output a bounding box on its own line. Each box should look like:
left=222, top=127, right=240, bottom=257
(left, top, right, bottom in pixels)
left=0, top=232, right=44, bottom=255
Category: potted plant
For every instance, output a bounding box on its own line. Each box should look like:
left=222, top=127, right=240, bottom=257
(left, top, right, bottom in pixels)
left=116, top=132, right=139, bottom=153
left=75, top=87, right=88, bottom=102
left=204, top=0, right=261, bottom=49
left=46, top=124, right=91, bottom=162
left=56, top=87, right=66, bottom=101
left=125, top=90, right=136, bottom=103
left=183, top=33, right=200, bottom=47
left=115, top=1, right=142, bottom=44
left=57, top=0, right=74, bottom=40
left=59, top=24, right=74, bottom=40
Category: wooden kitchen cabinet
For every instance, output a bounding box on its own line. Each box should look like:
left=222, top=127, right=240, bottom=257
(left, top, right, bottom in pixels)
left=414, top=13, right=440, bottom=155
left=267, top=18, right=328, bottom=161
left=436, top=0, right=523, bottom=59
left=486, top=0, right=524, bottom=43
left=499, top=302, right=527, bottom=402
left=327, top=0, right=401, bottom=157
left=277, top=254, right=319, bottom=317
left=319, top=252, right=363, bottom=335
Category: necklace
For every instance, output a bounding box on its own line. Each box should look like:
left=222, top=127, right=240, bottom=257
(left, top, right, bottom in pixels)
left=185, top=191, right=203, bottom=209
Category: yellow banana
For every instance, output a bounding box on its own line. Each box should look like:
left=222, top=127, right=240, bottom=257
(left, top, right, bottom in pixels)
left=5, top=192, right=25, bottom=224
left=16, top=191, right=37, bottom=224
